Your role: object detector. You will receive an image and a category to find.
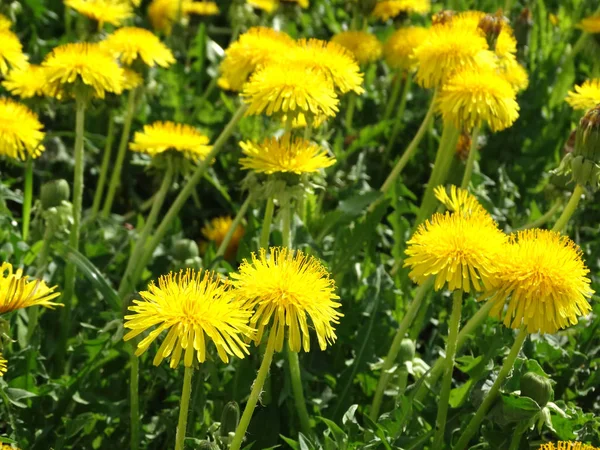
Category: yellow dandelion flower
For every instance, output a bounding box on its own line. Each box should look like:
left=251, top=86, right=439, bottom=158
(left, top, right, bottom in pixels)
left=183, top=1, right=219, bottom=16
left=498, top=58, right=529, bottom=92
left=230, top=247, right=342, bottom=352
left=0, top=98, right=45, bottom=160
left=566, top=79, right=600, bottom=111
left=129, top=121, right=212, bottom=161
left=438, top=67, right=519, bottom=132
left=578, top=16, right=600, bottom=34
left=201, top=216, right=245, bottom=260
left=331, top=31, right=382, bottom=65
left=384, top=26, right=428, bottom=71
left=43, top=43, right=124, bottom=99
left=64, top=0, right=133, bottom=27
left=124, top=269, right=255, bottom=367
left=0, top=353, right=6, bottom=376
left=247, top=0, right=278, bottom=12
left=404, top=210, right=507, bottom=293
left=452, top=11, right=517, bottom=61
left=0, top=30, right=28, bottom=76
left=242, top=64, right=339, bottom=121
left=495, top=28, right=517, bottom=60
left=489, top=229, right=593, bottom=335
left=0, top=262, right=61, bottom=314
left=148, top=0, right=177, bottom=34
left=2, top=65, right=49, bottom=98
left=434, top=185, right=489, bottom=217
left=0, top=13, right=11, bottom=31
left=239, top=133, right=336, bottom=175
left=414, top=22, right=493, bottom=88
left=538, top=442, right=599, bottom=450
left=122, top=68, right=143, bottom=90
left=372, top=0, right=430, bottom=21
left=101, top=27, right=175, bottom=68
left=218, top=27, right=295, bottom=92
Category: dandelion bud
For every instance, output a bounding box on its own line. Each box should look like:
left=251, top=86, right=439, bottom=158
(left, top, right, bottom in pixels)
left=575, top=105, right=600, bottom=161
left=220, top=401, right=240, bottom=440
left=171, top=238, right=199, bottom=261
left=478, top=12, right=505, bottom=49
left=432, top=10, right=455, bottom=26
left=520, top=372, right=553, bottom=407
left=41, top=179, right=70, bottom=209
left=397, top=338, right=415, bottom=363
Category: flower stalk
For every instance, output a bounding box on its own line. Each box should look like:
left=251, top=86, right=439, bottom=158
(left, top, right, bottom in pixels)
left=22, top=157, right=33, bottom=241
left=215, top=193, right=253, bottom=259
left=175, top=366, right=195, bottom=450
left=384, top=74, right=414, bottom=160
left=259, top=196, right=275, bottom=250
left=551, top=184, right=584, bottom=232
left=91, top=110, right=116, bottom=219
left=460, top=126, right=480, bottom=189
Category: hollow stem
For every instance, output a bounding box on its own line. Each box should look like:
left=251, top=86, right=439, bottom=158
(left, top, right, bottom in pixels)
left=174, top=366, right=194, bottom=450
left=102, top=88, right=137, bottom=218
left=453, top=328, right=528, bottom=450
left=551, top=184, right=584, bottom=232
left=460, top=126, right=480, bottom=189
left=91, top=110, right=116, bottom=219
left=432, top=290, right=463, bottom=449
left=22, top=157, right=33, bottom=241
left=130, top=352, right=140, bottom=450
left=288, top=349, right=312, bottom=436
left=369, top=278, right=433, bottom=420
left=215, top=193, right=252, bottom=259
left=384, top=74, right=414, bottom=161
left=230, top=332, right=276, bottom=450
left=259, top=196, right=275, bottom=250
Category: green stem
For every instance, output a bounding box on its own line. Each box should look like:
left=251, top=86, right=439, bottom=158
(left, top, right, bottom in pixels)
left=281, top=199, right=292, bottom=248
left=453, top=328, right=528, bottom=450
left=175, top=366, right=194, bottom=450
left=414, top=122, right=461, bottom=226
left=118, top=160, right=174, bottom=298
left=215, top=193, right=252, bottom=259
left=345, top=94, right=357, bottom=132
left=102, top=88, right=137, bottom=218
left=135, top=105, right=248, bottom=287
left=230, top=332, right=276, bottom=450
left=504, top=0, right=512, bottom=13
left=287, top=350, right=312, bottom=436
left=130, top=352, right=140, bottom=450
left=259, top=196, right=275, bottom=250
left=384, top=74, right=414, bottom=161
left=413, top=300, right=495, bottom=404
left=432, top=290, right=463, bottom=449
left=378, top=90, right=437, bottom=201
left=22, top=157, right=33, bottom=241
left=91, top=110, right=116, bottom=219
left=383, top=71, right=403, bottom=121
left=551, top=184, right=584, bottom=232
left=0, top=386, right=17, bottom=442
left=460, top=126, right=480, bottom=189
left=509, top=422, right=528, bottom=450
left=516, top=201, right=561, bottom=231
left=369, top=278, right=433, bottom=421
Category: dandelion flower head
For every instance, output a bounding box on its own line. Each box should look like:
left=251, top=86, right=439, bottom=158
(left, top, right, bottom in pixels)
left=124, top=269, right=255, bottom=367
left=331, top=31, right=382, bottom=65
left=247, top=0, right=278, bottom=12
left=243, top=63, right=339, bottom=121
left=201, top=216, right=245, bottom=259
left=566, top=79, right=600, bottom=111
left=130, top=121, right=212, bottom=161
left=230, top=247, right=342, bottom=352
left=122, top=68, right=143, bottom=90
left=404, top=209, right=507, bottom=293
left=498, top=58, right=529, bottom=92
left=579, top=16, right=600, bottom=34
left=43, top=43, right=124, bottom=99
left=284, top=39, right=364, bottom=94
left=148, top=0, right=177, bottom=34
left=384, top=26, right=428, bottom=70
left=0, top=29, right=28, bottom=76
left=489, top=229, right=593, bottom=335
left=0, top=354, right=6, bottom=376
left=0, top=98, right=45, bottom=160
left=452, top=10, right=517, bottom=60
left=101, top=27, right=175, bottom=68
left=0, top=262, right=61, bottom=314
left=2, top=65, right=50, bottom=98
left=538, top=442, right=599, bottom=450
left=434, top=185, right=489, bottom=218
left=218, top=27, right=295, bottom=92
left=240, top=133, right=336, bottom=175
left=0, top=14, right=11, bottom=31
left=372, top=0, right=431, bottom=21
left=438, top=67, right=519, bottom=132
left=64, top=0, right=133, bottom=27
left=183, top=1, right=219, bottom=16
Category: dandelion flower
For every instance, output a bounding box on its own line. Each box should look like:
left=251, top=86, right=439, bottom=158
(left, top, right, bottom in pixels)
left=242, top=64, right=339, bottom=121
left=148, top=0, right=177, bottom=34
left=0, top=30, right=28, bottom=76
left=64, top=0, right=133, bottom=27
left=130, top=121, right=212, bottom=161
left=101, top=27, right=175, bottom=68
left=538, top=442, right=599, bottom=450
left=230, top=247, right=342, bottom=352
left=247, top=0, right=278, bottom=12
left=0, top=98, right=45, bottom=160
left=498, top=58, right=529, bottom=92
left=122, top=68, right=143, bottom=90
left=578, top=16, right=600, bottom=34
left=438, top=68, right=519, bottom=132
left=124, top=269, right=255, bottom=367
left=434, top=185, right=488, bottom=217
left=489, top=229, right=593, bottom=335
left=218, top=27, right=295, bottom=92
left=372, top=0, right=430, bottom=21
left=184, top=1, right=219, bottom=16
left=331, top=31, right=382, bottom=65
left=201, top=216, right=245, bottom=259
left=240, top=133, right=335, bottom=175
left=2, top=65, right=49, bottom=98
left=0, top=14, right=11, bottom=31
left=0, top=262, right=61, bottom=314
left=43, top=43, right=124, bottom=99
left=284, top=39, right=364, bottom=95
left=0, top=354, right=6, bottom=376
left=566, top=79, right=600, bottom=111
left=404, top=210, right=507, bottom=293
left=384, top=26, right=428, bottom=71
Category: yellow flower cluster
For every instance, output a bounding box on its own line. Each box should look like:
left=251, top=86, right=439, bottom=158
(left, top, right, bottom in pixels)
left=405, top=186, right=593, bottom=335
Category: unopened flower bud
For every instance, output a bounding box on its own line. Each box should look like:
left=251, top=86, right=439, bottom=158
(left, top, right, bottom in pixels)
left=520, top=372, right=553, bottom=407
left=41, top=179, right=70, bottom=210
left=220, top=401, right=240, bottom=440
left=432, top=10, right=455, bottom=26
left=397, top=338, right=415, bottom=363
left=478, top=11, right=505, bottom=49
left=172, top=239, right=199, bottom=261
